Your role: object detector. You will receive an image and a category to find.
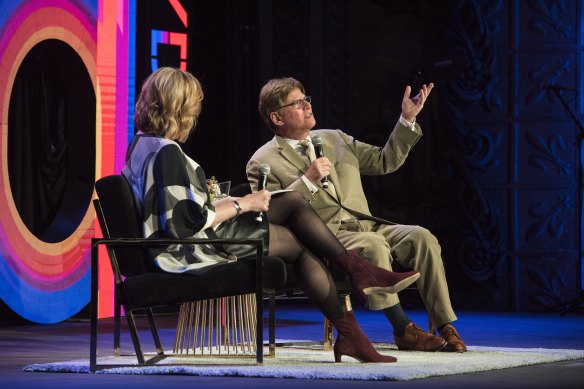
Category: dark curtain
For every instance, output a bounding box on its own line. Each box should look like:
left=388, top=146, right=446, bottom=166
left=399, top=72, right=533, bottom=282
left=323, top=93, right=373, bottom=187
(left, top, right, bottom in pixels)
left=9, top=42, right=67, bottom=237
left=8, top=39, right=95, bottom=241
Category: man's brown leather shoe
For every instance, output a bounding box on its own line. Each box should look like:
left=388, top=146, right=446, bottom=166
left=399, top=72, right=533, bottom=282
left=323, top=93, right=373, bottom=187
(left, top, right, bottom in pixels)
left=394, top=323, right=447, bottom=352
left=439, top=323, right=467, bottom=352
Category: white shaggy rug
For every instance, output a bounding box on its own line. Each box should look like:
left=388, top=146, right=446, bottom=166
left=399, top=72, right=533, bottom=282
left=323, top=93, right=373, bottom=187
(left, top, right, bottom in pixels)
left=23, top=343, right=584, bottom=381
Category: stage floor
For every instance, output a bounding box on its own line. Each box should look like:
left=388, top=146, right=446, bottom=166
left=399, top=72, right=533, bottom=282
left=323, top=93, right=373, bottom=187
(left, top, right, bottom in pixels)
left=1, top=300, right=583, bottom=388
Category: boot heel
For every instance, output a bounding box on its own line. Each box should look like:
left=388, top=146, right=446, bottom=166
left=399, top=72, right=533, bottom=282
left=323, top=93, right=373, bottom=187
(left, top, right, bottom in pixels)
left=332, top=312, right=398, bottom=363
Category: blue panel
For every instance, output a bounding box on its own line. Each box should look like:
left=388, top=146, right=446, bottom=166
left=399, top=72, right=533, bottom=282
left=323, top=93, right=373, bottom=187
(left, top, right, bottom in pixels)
left=0, top=254, right=90, bottom=324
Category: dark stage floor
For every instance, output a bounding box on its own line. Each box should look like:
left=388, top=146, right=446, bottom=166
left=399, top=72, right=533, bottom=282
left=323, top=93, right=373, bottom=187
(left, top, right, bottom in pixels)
left=1, top=300, right=584, bottom=388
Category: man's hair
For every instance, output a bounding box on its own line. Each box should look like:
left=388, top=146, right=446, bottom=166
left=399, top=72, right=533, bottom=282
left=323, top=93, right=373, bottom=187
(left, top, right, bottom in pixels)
left=258, top=77, right=305, bottom=132
left=134, top=67, right=204, bottom=142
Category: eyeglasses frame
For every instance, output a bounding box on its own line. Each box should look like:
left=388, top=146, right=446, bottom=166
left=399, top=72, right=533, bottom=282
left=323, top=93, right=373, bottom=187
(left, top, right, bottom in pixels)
left=275, top=95, right=312, bottom=110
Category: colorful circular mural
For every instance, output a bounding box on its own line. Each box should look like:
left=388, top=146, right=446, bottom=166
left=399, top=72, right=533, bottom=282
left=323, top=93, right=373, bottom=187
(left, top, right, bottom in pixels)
left=0, top=1, right=99, bottom=323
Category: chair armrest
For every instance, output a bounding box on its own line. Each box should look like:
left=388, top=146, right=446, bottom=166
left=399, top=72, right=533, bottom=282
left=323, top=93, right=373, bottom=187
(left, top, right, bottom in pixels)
left=91, top=236, right=264, bottom=288
left=92, top=236, right=264, bottom=248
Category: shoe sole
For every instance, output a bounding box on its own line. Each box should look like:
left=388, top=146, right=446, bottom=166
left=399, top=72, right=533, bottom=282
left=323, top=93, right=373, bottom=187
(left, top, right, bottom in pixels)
left=396, top=341, right=448, bottom=352
left=362, top=272, right=420, bottom=295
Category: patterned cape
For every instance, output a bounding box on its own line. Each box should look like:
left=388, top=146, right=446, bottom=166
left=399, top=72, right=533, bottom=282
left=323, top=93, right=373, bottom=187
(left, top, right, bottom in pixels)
left=122, top=133, right=266, bottom=274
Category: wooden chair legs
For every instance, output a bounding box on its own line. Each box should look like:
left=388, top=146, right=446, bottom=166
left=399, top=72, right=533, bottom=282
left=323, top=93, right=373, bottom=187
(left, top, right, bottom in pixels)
left=174, top=294, right=257, bottom=356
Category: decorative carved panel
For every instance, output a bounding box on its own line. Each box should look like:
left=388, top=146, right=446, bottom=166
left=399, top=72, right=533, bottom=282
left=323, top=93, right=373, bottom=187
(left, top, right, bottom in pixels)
left=457, top=123, right=509, bottom=186
left=516, top=189, right=576, bottom=250
left=517, top=122, right=576, bottom=185
left=514, top=252, right=579, bottom=310
left=517, top=53, right=576, bottom=117
left=518, top=0, right=577, bottom=46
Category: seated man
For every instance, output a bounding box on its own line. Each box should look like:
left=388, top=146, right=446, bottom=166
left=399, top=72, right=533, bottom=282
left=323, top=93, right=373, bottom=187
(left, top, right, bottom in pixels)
left=247, top=77, right=466, bottom=352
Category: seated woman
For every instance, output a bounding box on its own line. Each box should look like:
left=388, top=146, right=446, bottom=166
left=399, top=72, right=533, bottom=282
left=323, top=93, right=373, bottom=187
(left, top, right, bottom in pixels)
left=122, top=67, right=419, bottom=363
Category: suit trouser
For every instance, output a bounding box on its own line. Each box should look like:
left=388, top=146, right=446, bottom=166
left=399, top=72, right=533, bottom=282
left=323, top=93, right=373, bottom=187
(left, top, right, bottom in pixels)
left=336, top=220, right=457, bottom=327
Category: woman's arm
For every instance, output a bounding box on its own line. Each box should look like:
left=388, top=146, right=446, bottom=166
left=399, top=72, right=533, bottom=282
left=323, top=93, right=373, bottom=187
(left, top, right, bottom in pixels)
left=210, top=190, right=271, bottom=226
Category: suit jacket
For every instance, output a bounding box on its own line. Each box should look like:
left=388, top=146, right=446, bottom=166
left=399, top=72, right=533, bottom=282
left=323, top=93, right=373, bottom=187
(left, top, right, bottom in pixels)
left=247, top=121, right=422, bottom=235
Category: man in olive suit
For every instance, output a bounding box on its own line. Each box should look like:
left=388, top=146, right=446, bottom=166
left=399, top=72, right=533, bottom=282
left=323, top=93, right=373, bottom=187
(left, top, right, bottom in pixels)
left=246, top=77, right=466, bottom=352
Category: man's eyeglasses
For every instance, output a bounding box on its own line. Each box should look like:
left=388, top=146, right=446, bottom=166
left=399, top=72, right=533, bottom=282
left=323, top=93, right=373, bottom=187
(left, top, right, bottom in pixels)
left=276, top=96, right=311, bottom=110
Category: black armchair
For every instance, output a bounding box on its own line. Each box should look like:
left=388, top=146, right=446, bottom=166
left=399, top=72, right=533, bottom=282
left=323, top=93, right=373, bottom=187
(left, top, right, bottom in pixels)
left=91, top=175, right=289, bottom=371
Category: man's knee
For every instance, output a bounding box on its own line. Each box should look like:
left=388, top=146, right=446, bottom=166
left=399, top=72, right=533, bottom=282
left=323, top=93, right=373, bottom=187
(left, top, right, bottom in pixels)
left=409, top=226, right=439, bottom=246
left=394, top=226, right=443, bottom=269
left=349, top=233, right=391, bottom=269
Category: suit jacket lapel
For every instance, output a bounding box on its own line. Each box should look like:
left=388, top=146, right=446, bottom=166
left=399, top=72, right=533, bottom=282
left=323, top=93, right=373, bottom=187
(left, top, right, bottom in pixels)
left=274, top=135, right=309, bottom=173
left=322, top=141, right=343, bottom=201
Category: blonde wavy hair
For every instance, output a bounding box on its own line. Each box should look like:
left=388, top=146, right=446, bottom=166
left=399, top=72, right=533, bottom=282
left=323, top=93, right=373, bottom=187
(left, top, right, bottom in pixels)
left=258, top=77, right=305, bottom=132
left=134, top=67, right=204, bottom=142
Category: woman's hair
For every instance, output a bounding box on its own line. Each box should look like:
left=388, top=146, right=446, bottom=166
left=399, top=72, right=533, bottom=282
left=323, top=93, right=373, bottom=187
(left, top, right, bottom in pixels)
left=258, top=77, right=305, bottom=132
left=134, top=67, right=204, bottom=142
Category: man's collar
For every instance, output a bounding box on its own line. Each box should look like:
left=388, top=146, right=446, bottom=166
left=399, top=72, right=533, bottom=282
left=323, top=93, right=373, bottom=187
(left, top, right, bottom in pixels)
left=277, top=134, right=311, bottom=143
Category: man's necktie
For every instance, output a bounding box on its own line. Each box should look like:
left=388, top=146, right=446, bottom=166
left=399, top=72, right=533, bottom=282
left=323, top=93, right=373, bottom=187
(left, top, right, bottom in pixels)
left=298, top=139, right=316, bottom=162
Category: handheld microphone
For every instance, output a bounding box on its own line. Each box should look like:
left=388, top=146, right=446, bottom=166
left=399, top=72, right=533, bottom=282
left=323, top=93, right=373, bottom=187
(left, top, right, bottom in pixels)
left=311, top=135, right=329, bottom=188
left=255, top=163, right=271, bottom=222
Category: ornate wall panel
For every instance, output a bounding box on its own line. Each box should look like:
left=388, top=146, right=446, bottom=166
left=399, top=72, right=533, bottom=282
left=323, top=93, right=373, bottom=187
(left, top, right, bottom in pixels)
left=517, top=52, right=576, bottom=118
left=517, top=122, right=576, bottom=186
left=444, top=0, right=509, bottom=122
left=516, top=188, right=576, bottom=251
left=457, top=123, right=509, bottom=187
left=513, top=0, right=581, bottom=310
left=514, top=252, right=579, bottom=311
left=518, top=0, right=577, bottom=47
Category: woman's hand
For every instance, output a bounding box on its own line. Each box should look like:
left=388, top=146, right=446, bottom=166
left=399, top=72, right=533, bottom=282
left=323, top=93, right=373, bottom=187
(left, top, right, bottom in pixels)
left=210, top=190, right=270, bottom=227
left=238, top=190, right=271, bottom=213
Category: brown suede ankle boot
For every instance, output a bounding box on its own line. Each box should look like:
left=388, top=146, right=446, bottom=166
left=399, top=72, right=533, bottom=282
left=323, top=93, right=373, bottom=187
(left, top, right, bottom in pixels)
left=332, top=311, right=397, bottom=363
left=335, top=250, right=420, bottom=301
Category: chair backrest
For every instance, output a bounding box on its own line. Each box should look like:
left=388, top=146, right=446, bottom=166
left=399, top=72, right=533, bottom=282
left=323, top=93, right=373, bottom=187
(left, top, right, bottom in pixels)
left=94, top=175, right=153, bottom=276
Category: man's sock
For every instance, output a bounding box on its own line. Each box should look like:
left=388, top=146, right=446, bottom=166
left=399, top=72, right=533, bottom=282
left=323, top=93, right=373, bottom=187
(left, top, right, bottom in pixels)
left=383, top=303, right=411, bottom=337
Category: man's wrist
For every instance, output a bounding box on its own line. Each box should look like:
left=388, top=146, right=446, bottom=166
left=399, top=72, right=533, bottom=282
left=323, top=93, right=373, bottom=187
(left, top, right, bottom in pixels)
left=301, top=175, right=318, bottom=194
left=399, top=115, right=416, bottom=130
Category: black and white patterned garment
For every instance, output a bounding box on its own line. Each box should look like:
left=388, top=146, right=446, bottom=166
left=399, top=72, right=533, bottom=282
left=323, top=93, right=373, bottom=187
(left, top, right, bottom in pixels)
left=122, top=133, right=268, bottom=274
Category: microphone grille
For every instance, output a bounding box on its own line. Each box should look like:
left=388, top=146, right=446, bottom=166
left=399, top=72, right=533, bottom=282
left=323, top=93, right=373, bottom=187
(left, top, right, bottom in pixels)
left=258, top=163, right=271, bottom=175
left=311, top=135, right=323, bottom=146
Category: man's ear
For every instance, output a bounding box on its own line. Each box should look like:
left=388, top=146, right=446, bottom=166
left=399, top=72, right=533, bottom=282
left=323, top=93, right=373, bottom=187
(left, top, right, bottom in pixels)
left=269, top=111, right=284, bottom=126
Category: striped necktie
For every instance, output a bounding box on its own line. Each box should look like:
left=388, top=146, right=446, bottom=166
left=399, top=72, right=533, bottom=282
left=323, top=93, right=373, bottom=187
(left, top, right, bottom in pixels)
left=298, top=139, right=316, bottom=162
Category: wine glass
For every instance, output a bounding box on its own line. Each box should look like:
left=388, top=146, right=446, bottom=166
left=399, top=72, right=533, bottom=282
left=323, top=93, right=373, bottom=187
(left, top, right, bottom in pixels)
left=216, top=181, right=231, bottom=199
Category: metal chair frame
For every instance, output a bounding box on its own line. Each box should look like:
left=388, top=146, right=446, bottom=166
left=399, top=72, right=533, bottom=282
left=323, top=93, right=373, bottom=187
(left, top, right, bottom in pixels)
left=90, top=184, right=266, bottom=372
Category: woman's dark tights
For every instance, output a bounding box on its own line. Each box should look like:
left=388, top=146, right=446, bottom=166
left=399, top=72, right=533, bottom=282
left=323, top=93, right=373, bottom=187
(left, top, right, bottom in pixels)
left=266, top=191, right=347, bottom=320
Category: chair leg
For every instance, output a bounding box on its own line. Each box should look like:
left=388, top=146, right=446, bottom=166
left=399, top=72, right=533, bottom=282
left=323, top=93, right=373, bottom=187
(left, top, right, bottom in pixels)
left=125, top=310, right=146, bottom=364
left=255, top=291, right=263, bottom=365
left=90, top=243, right=99, bottom=373
left=267, top=290, right=276, bottom=358
left=146, top=308, right=164, bottom=355
left=323, top=318, right=333, bottom=351
left=113, top=292, right=121, bottom=356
